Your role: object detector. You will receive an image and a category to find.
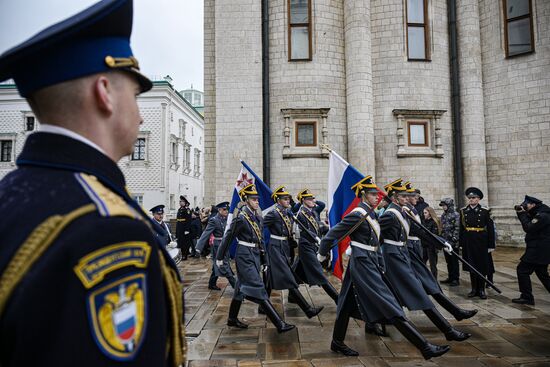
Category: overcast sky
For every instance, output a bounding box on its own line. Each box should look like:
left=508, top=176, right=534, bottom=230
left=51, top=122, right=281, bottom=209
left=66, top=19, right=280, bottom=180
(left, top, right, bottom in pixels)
left=0, top=0, right=203, bottom=92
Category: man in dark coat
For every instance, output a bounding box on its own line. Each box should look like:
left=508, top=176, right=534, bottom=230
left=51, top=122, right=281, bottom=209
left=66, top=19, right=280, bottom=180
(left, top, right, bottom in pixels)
left=197, top=201, right=236, bottom=290
left=176, top=195, right=193, bottom=260
left=380, top=180, right=471, bottom=343
left=263, top=186, right=323, bottom=319
left=440, top=198, right=461, bottom=286
left=217, top=184, right=294, bottom=333
left=0, top=1, right=185, bottom=365
left=150, top=205, right=172, bottom=246
left=512, top=196, right=550, bottom=305
left=317, top=175, right=450, bottom=359
left=459, top=187, right=495, bottom=299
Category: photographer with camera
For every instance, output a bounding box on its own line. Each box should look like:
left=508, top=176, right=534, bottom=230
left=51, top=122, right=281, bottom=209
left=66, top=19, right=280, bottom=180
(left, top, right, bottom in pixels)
left=512, top=196, right=550, bottom=305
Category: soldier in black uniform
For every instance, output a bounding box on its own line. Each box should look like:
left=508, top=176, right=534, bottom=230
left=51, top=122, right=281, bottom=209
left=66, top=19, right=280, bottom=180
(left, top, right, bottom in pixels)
left=217, top=184, right=294, bottom=333
left=512, top=196, right=550, bottom=305
left=0, top=1, right=185, bottom=365
left=263, top=186, right=324, bottom=318
left=379, top=180, right=471, bottom=343
left=317, top=175, right=450, bottom=359
left=292, top=189, right=339, bottom=303
left=150, top=204, right=172, bottom=246
left=176, top=195, right=193, bottom=260
left=459, top=187, right=496, bottom=299
left=196, top=201, right=236, bottom=290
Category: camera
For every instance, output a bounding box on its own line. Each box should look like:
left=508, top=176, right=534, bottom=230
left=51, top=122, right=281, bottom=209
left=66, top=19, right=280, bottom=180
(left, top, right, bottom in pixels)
left=514, top=204, right=526, bottom=212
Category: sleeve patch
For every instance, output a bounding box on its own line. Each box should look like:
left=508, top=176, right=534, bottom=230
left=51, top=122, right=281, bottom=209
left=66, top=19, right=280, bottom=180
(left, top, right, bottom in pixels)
left=87, top=273, right=147, bottom=361
left=74, top=242, right=151, bottom=289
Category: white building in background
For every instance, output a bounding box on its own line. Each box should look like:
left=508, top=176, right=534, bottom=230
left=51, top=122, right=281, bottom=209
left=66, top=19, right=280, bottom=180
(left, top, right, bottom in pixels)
left=0, top=79, right=204, bottom=219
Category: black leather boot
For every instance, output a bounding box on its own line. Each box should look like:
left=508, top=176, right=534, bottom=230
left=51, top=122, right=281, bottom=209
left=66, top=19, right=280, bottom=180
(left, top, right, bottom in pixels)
left=288, top=288, right=324, bottom=318
left=321, top=282, right=339, bottom=304
left=424, top=308, right=471, bottom=342
left=365, top=322, right=387, bottom=337
left=228, top=276, right=236, bottom=289
left=287, top=290, right=298, bottom=304
left=227, top=299, right=248, bottom=329
left=393, top=317, right=451, bottom=360
left=468, top=274, right=477, bottom=298
left=477, top=279, right=487, bottom=299
left=259, top=299, right=295, bottom=333
left=431, top=293, right=478, bottom=321
left=331, top=340, right=359, bottom=356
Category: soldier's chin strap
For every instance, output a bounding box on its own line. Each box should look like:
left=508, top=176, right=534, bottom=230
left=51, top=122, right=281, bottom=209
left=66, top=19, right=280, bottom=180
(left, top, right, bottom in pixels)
left=402, top=206, right=502, bottom=294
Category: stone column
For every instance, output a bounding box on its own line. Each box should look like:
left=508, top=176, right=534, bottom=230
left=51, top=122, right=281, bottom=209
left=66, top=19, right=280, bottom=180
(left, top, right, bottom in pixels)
left=456, top=0, right=488, bottom=200
left=203, top=0, right=216, bottom=204
left=344, top=0, right=375, bottom=176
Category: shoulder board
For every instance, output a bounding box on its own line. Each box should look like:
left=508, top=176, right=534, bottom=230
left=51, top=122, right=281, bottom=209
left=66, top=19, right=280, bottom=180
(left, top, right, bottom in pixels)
left=482, top=206, right=491, bottom=211
left=350, top=207, right=367, bottom=216
left=460, top=206, right=468, bottom=211
left=75, top=173, right=138, bottom=219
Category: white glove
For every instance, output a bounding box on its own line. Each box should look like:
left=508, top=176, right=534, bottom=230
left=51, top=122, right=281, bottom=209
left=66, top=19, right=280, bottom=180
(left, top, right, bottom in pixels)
left=344, top=246, right=352, bottom=257
left=317, top=253, right=327, bottom=262
left=184, top=231, right=190, bottom=235
left=261, top=264, right=268, bottom=273
left=488, top=248, right=495, bottom=253
left=216, top=260, right=224, bottom=267
left=443, top=242, right=453, bottom=254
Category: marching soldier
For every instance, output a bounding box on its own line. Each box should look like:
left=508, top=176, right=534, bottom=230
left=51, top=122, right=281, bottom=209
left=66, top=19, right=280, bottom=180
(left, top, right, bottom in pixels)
left=0, top=1, right=185, bottom=365
left=150, top=204, right=172, bottom=246
left=263, top=186, right=324, bottom=318
left=176, top=195, right=193, bottom=260
left=440, top=198, right=461, bottom=286
left=292, top=189, right=339, bottom=302
left=196, top=201, right=236, bottom=290
left=317, top=176, right=450, bottom=359
left=459, top=187, right=496, bottom=299
left=379, top=180, right=471, bottom=344
left=403, top=182, right=477, bottom=321
left=217, top=184, right=294, bottom=333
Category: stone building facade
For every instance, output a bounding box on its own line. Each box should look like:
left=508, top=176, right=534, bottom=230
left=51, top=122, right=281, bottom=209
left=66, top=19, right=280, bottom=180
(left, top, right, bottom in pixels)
left=0, top=79, right=205, bottom=219
left=204, top=0, right=549, bottom=246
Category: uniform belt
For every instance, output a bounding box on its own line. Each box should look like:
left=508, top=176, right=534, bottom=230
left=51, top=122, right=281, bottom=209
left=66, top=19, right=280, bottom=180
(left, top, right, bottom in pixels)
left=350, top=241, right=378, bottom=252
left=408, top=236, right=420, bottom=241
left=465, top=227, right=486, bottom=232
left=271, top=235, right=288, bottom=241
left=213, top=237, right=223, bottom=240
left=238, top=240, right=258, bottom=248
left=177, top=219, right=187, bottom=222
left=384, top=239, right=405, bottom=246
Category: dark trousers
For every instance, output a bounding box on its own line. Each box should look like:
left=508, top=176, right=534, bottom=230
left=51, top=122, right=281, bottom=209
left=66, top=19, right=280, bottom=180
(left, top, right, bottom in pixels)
left=517, top=260, right=550, bottom=301
left=422, top=246, right=438, bottom=278
left=332, top=289, right=356, bottom=342
left=444, top=247, right=460, bottom=281
left=177, top=234, right=192, bottom=258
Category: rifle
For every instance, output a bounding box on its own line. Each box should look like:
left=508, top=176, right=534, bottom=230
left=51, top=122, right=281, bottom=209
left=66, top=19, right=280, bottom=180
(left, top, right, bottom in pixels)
left=402, top=206, right=502, bottom=294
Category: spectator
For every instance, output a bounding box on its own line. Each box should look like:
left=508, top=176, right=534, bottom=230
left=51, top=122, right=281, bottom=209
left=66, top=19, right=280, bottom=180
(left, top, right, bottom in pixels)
left=439, top=198, right=460, bottom=286
left=423, top=207, right=441, bottom=278
left=414, top=189, right=429, bottom=223
left=512, top=196, right=550, bottom=305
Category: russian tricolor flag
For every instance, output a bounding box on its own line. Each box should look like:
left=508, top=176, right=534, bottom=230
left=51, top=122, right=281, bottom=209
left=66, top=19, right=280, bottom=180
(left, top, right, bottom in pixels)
left=327, top=151, right=384, bottom=279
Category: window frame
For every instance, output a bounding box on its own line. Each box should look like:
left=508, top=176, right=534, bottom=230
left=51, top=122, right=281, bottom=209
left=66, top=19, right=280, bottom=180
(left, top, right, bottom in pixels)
left=407, top=120, right=429, bottom=147
left=503, top=0, right=534, bottom=58
left=131, top=137, right=146, bottom=161
left=287, top=0, right=313, bottom=62
left=0, top=140, right=13, bottom=162
left=295, top=120, right=318, bottom=147
left=405, top=0, right=430, bottom=61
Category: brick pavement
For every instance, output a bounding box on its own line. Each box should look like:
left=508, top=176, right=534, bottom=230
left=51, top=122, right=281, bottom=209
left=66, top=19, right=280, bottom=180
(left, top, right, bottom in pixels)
left=181, top=247, right=550, bottom=367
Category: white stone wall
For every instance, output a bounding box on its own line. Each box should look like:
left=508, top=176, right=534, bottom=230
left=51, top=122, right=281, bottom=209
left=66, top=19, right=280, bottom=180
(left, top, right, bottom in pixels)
left=268, top=0, right=347, bottom=202
left=371, top=0, right=455, bottom=206
left=479, top=0, right=550, bottom=245
left=210, top=0, right=264, bottom=204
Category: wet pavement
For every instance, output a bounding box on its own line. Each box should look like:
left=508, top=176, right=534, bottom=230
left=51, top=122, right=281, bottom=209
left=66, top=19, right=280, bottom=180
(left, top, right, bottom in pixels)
left=179, top=247, right=550, bottom=367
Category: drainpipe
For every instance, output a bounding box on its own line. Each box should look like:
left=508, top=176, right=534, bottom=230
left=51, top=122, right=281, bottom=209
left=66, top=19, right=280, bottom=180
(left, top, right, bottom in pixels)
left=447, top=0, right=464, bottom=207
left=261, top=0, right=271, bottom=186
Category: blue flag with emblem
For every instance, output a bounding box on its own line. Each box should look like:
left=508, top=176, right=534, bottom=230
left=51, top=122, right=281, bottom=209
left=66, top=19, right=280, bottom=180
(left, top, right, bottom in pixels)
left=226, top=160, right=275, bottom=256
